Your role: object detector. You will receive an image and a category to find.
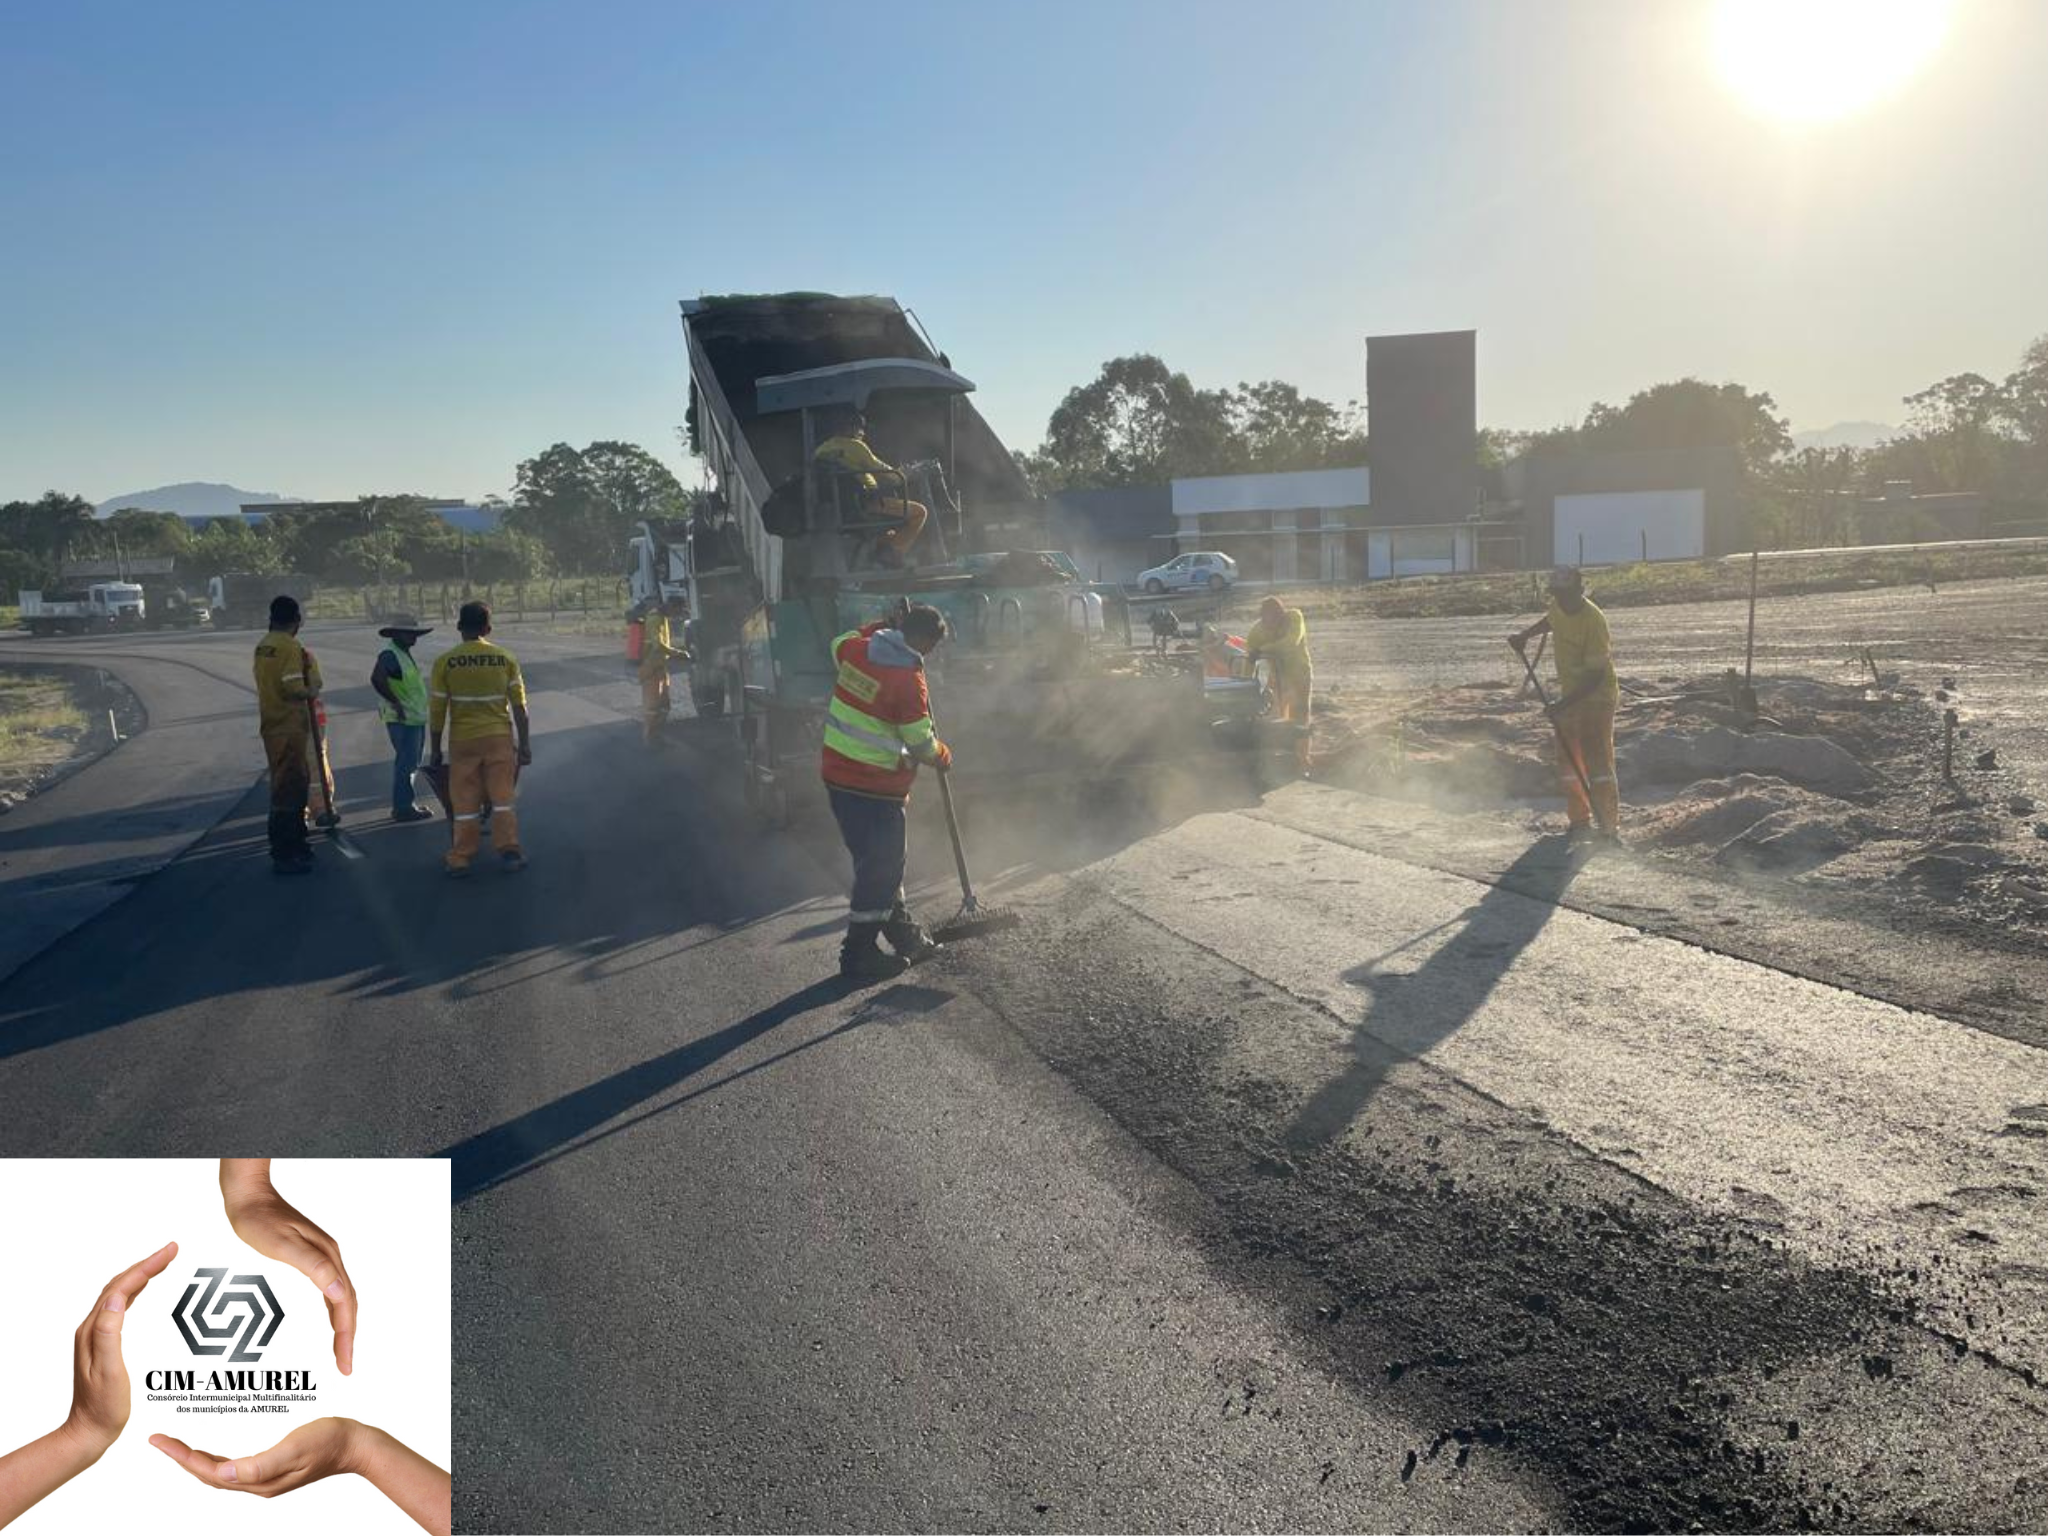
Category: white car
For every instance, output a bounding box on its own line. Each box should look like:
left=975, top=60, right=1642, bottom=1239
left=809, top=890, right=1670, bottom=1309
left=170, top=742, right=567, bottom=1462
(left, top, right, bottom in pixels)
left=1137, top=551, right=1237, bottom=595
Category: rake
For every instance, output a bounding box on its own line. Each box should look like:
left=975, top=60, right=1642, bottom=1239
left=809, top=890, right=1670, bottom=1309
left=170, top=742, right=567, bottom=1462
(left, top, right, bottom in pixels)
left=930, top=767, right=1022, bottom=942
left=1512, top=642, right=1609, bottom=836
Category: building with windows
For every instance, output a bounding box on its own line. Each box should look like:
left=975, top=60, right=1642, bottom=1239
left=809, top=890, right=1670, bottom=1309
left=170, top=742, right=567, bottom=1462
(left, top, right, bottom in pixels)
left=1168, top=467, right=1370, bottom=582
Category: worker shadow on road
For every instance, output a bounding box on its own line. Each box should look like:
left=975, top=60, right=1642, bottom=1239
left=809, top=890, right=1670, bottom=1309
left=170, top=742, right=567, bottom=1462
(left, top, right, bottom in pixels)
left=0, top=787, right=255, bottom=855
left=440, top=980, right=955, bottom=1203
left=1284, top=837, right=1586, bottom=1150
left=0, top=717, right=847, bottom=1064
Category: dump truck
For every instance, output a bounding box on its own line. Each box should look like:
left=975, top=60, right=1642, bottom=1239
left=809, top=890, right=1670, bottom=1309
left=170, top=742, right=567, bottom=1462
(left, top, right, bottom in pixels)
left=207, top=573, right=316, bottom=629
left=17, top=583, right=146, bottom=635
left=677, top=292, right=1255, bottom=821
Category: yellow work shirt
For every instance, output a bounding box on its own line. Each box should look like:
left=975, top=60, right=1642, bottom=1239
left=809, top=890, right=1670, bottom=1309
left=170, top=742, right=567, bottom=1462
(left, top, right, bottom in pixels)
left=814, top=434, right=894, bottom=493
left=430, top=639, right=527, bottom=742
left=252, top=631, right=322, bottom=737
left=1246, top=608, right=1312, bottom=674
left=638, top=614, right=683, bottom=679
left=1546, top=596, right=1620, bottom=706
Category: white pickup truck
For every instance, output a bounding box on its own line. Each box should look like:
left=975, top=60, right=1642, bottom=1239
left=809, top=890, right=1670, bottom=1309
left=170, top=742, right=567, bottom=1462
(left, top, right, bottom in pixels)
left=17, top=583, right=147, bottom=636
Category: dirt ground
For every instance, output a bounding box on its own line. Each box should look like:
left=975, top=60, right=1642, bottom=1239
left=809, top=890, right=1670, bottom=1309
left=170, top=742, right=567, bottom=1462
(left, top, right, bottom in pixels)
left=0, top=664, right=139, bottom=812
left=1180, top=574, right=2048, bottom=939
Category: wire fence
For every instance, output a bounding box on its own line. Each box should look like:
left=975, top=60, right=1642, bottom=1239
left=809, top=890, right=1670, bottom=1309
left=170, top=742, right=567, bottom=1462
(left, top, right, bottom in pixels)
left=304, top=576, right=629, bottom=626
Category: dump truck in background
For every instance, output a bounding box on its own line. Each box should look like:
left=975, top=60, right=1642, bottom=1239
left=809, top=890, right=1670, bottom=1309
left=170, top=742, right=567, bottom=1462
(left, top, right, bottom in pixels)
left=206, top=573, right=316, bottom=629
left=16, top=582, right=147, bottom=635
left=677, top=292, right=1255, bottom=821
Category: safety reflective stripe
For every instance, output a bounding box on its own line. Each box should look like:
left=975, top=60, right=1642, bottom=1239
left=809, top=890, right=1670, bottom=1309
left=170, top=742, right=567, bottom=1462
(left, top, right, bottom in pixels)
left=848, top=905, right=895, bottom=921
left=825, top=693, right=911, bottom=767
left=453, top=812, right=482, bottom=822
left=281, top=673, right=303, bottom=682
left=825, top=709, right=906, bottom=757
left=900, top=714, right=936, bottom=745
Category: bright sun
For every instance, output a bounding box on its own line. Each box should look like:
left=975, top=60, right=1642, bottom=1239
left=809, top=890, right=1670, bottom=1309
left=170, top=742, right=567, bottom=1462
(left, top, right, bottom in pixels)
left=1712, top=0, right=1954, bottom=124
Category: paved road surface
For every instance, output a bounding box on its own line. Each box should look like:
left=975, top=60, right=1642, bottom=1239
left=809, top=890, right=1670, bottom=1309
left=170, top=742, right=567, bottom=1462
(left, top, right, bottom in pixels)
left=0, top=617, right=2041, bottom=1531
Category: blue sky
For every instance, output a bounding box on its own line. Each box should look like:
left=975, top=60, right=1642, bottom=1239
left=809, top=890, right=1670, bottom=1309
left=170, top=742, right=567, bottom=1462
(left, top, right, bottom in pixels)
left=2, top=0, right=2041, bottom=503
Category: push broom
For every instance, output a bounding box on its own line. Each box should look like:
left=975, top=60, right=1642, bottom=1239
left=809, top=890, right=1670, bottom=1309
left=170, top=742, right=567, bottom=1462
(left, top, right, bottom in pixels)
left=930, top=766, right=1022, bottom=941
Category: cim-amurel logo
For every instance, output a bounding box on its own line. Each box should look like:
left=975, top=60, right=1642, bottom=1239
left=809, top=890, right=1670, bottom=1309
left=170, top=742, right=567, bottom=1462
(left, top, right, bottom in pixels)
left=170, top=1268, right=285, bottom=1363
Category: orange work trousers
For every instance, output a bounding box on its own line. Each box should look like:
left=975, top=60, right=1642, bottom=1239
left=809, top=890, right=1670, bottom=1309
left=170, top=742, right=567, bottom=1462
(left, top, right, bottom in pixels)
left=1271, top=661, right=1313, bottom=770
left=447, top=734, right=521, bottom=869
left=640, top=670, right=671, bottom=743
left=1555, top=697, right=1619, bottom=831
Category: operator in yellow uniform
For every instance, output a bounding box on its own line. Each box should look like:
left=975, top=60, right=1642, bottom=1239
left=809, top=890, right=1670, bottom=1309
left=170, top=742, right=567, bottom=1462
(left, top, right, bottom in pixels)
left=1510, top=565, right=1621, bottom=844
left=1246, top=594, right=1314, bottom=775
left=428, top=601, right=532, bottom=877
left=638, top=596, right=690, bottom=747
left=251, top=594, right=323, bottom=873
left=812, top=408, right=929, bottom=565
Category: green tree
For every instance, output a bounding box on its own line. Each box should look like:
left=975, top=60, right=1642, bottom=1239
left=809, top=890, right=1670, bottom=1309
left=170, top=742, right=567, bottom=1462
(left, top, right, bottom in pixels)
left=103, top=508, right=190, bottom=558
left=1229, top=380, right=1366, bottom=472
left=1577, top=378, right=1792, bottom=470
left=1040, top=355, right=1245, bottom=488
left=0, top=491, right=96, bottom=582
left=187, top=517, right=281, bottom=575
left=507, top=441, right=685, bottom=572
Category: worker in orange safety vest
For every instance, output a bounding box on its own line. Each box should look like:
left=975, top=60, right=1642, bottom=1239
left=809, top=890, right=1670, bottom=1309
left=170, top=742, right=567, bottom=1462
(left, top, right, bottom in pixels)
left=820, top=602, right=952, bottom=982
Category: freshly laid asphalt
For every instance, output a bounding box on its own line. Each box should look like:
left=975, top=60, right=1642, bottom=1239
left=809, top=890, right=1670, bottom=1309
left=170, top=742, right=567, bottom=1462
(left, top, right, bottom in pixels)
left=0, top=618, right=2042, bottom=1532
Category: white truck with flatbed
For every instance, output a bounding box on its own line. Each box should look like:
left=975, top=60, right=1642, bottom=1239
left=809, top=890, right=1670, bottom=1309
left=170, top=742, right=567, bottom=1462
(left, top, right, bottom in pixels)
left=17, top=583, right=146, bottom=636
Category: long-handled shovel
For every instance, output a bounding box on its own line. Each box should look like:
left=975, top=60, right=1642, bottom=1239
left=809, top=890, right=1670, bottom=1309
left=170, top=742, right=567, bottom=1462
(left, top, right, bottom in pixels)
left=930, top=766, right=1021, bottom=942
left=1512, top=642, right=1608, bottom=836
left=306, top=697, right=365, bottom=860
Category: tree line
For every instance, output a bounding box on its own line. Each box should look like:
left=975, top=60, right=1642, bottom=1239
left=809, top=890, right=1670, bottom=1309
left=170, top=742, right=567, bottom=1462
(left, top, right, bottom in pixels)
left=0, top=440, right=691, bottom=596
left=1018, top=338, right=2048, bottom=547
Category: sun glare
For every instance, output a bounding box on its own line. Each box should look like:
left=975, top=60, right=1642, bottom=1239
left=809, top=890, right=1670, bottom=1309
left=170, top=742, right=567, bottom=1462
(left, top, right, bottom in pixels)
left=1712, top=0, right=1954, bottom=125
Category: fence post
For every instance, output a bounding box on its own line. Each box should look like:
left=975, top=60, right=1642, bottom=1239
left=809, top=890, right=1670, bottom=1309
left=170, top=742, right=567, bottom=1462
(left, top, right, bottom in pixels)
left=1640, top=529, right=1648, bottom=564
left=1578, top=531, right=1585, bottom=566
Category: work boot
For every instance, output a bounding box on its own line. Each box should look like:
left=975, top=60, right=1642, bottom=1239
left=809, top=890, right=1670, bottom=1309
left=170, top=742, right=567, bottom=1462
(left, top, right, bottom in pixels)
left=883, top=907, right=941, bottom=965
left=272, top=855, right=312, bottom=876
left=394, top=804, right=434, bottom=823
left=501, top=849, right=528, bottom=873
left=839, top=922, right=908, bottom=983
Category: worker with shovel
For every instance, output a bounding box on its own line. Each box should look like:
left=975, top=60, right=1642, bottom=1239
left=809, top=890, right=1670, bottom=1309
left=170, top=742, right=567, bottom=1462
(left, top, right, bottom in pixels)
left=1510, top=565, right=1621, bottom=845
left=821, top=603, right=952, bottom=982
left=428, top=602, right=531, bottom=878
left=251, top=595, right=322, bottom=874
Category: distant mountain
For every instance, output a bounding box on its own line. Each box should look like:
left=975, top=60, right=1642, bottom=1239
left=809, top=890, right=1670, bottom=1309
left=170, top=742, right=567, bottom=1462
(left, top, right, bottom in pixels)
left=95, top=482, right=297, bottom=519
left=1791, top=421, right=1894, bottom=451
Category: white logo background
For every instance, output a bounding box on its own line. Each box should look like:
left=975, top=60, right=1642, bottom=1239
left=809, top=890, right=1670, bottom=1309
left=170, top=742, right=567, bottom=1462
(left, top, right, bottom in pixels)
left=0, top=1158, right=450, bottom=1533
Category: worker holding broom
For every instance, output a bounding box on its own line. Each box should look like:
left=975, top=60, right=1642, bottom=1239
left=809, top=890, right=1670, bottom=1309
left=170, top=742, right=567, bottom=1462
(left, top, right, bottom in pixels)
left=428, top=601, right=531, bottom=878
left=1510, top=565, right=1621, bottom=845
left=638, top=596, right=690, bottom=747
left=821, top=602, right=951, bottom=982
left=251, top=595, right=322, bottom=874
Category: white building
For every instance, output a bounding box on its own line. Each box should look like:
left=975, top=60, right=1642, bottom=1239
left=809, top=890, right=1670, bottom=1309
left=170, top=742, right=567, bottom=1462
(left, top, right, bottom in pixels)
left=1169, top=467, right=1371, bottom=583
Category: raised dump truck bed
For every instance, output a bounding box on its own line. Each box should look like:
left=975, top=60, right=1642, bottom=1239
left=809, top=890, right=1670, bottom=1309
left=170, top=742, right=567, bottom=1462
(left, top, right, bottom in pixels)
left=677, top=291, right=1258, bottom=817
